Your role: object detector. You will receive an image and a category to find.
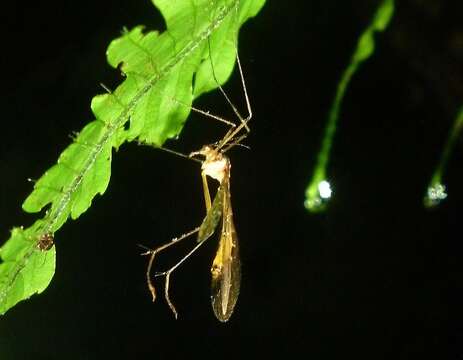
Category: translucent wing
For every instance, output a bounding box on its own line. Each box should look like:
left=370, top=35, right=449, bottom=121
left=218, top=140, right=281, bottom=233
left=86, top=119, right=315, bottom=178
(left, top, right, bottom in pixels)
left=210, top=178, right=241, bottom=322
left=197, top=185, right=224, bottom=242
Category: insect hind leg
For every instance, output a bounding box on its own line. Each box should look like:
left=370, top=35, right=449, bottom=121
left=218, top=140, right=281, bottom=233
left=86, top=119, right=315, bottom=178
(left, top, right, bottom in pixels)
left=144, top=227, right=199, bottom=303
left=144, top=226, right=212, bottom=319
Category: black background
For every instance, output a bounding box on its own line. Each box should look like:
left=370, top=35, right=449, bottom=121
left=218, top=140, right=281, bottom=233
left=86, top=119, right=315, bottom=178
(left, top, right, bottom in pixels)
left=0, top=0, right=460, bottom=358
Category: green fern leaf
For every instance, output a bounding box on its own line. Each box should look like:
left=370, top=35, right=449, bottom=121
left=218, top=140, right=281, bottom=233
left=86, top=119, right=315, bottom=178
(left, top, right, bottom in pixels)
left=0, top=0, right=265, bottom=315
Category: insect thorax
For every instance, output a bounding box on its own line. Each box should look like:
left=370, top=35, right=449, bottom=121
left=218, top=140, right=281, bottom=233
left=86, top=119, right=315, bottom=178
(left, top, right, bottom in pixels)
left=198, top=146, right=230, bottom=183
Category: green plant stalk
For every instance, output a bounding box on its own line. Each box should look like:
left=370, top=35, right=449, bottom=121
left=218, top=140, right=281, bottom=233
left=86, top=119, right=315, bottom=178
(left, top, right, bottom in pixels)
left=424, top=105, right=463, bottom=208
left=304, top=0, right=394, bottom=212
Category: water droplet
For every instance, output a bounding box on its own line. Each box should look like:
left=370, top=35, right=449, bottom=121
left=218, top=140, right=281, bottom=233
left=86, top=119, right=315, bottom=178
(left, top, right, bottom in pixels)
left=318, top=180, right=332, bottom=199
left=305, top=180, right=333, bottom=212
left=424, top=183, right=447, bottom=208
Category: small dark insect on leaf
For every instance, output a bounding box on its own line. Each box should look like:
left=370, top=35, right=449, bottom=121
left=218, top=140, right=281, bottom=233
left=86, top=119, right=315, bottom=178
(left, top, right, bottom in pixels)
left=37, top=233, right=54, bottom=251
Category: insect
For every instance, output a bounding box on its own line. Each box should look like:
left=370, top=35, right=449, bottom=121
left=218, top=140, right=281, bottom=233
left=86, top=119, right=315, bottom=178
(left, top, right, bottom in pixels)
left=144, top=44, right=252, bottom=322
left=37, top=233, right=54, bottom=251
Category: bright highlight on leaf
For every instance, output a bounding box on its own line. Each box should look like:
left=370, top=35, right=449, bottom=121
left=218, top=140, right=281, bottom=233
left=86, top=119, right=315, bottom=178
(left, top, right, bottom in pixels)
left=424, top=105, right=463, bottom=208
left=0, top=0, right=265, bottom=316
left=304, top=0, right=394, bottom=213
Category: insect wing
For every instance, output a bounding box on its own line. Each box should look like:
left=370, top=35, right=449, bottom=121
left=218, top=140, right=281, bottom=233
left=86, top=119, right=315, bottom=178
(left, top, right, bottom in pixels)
left=197, top=185, right=224, bottom=242
left=210, top=184, right=241, bottom=322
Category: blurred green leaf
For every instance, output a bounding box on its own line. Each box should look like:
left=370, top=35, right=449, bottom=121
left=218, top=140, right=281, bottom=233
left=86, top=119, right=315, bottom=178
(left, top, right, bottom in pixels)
left=304, top=0, right=394, bottom=212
